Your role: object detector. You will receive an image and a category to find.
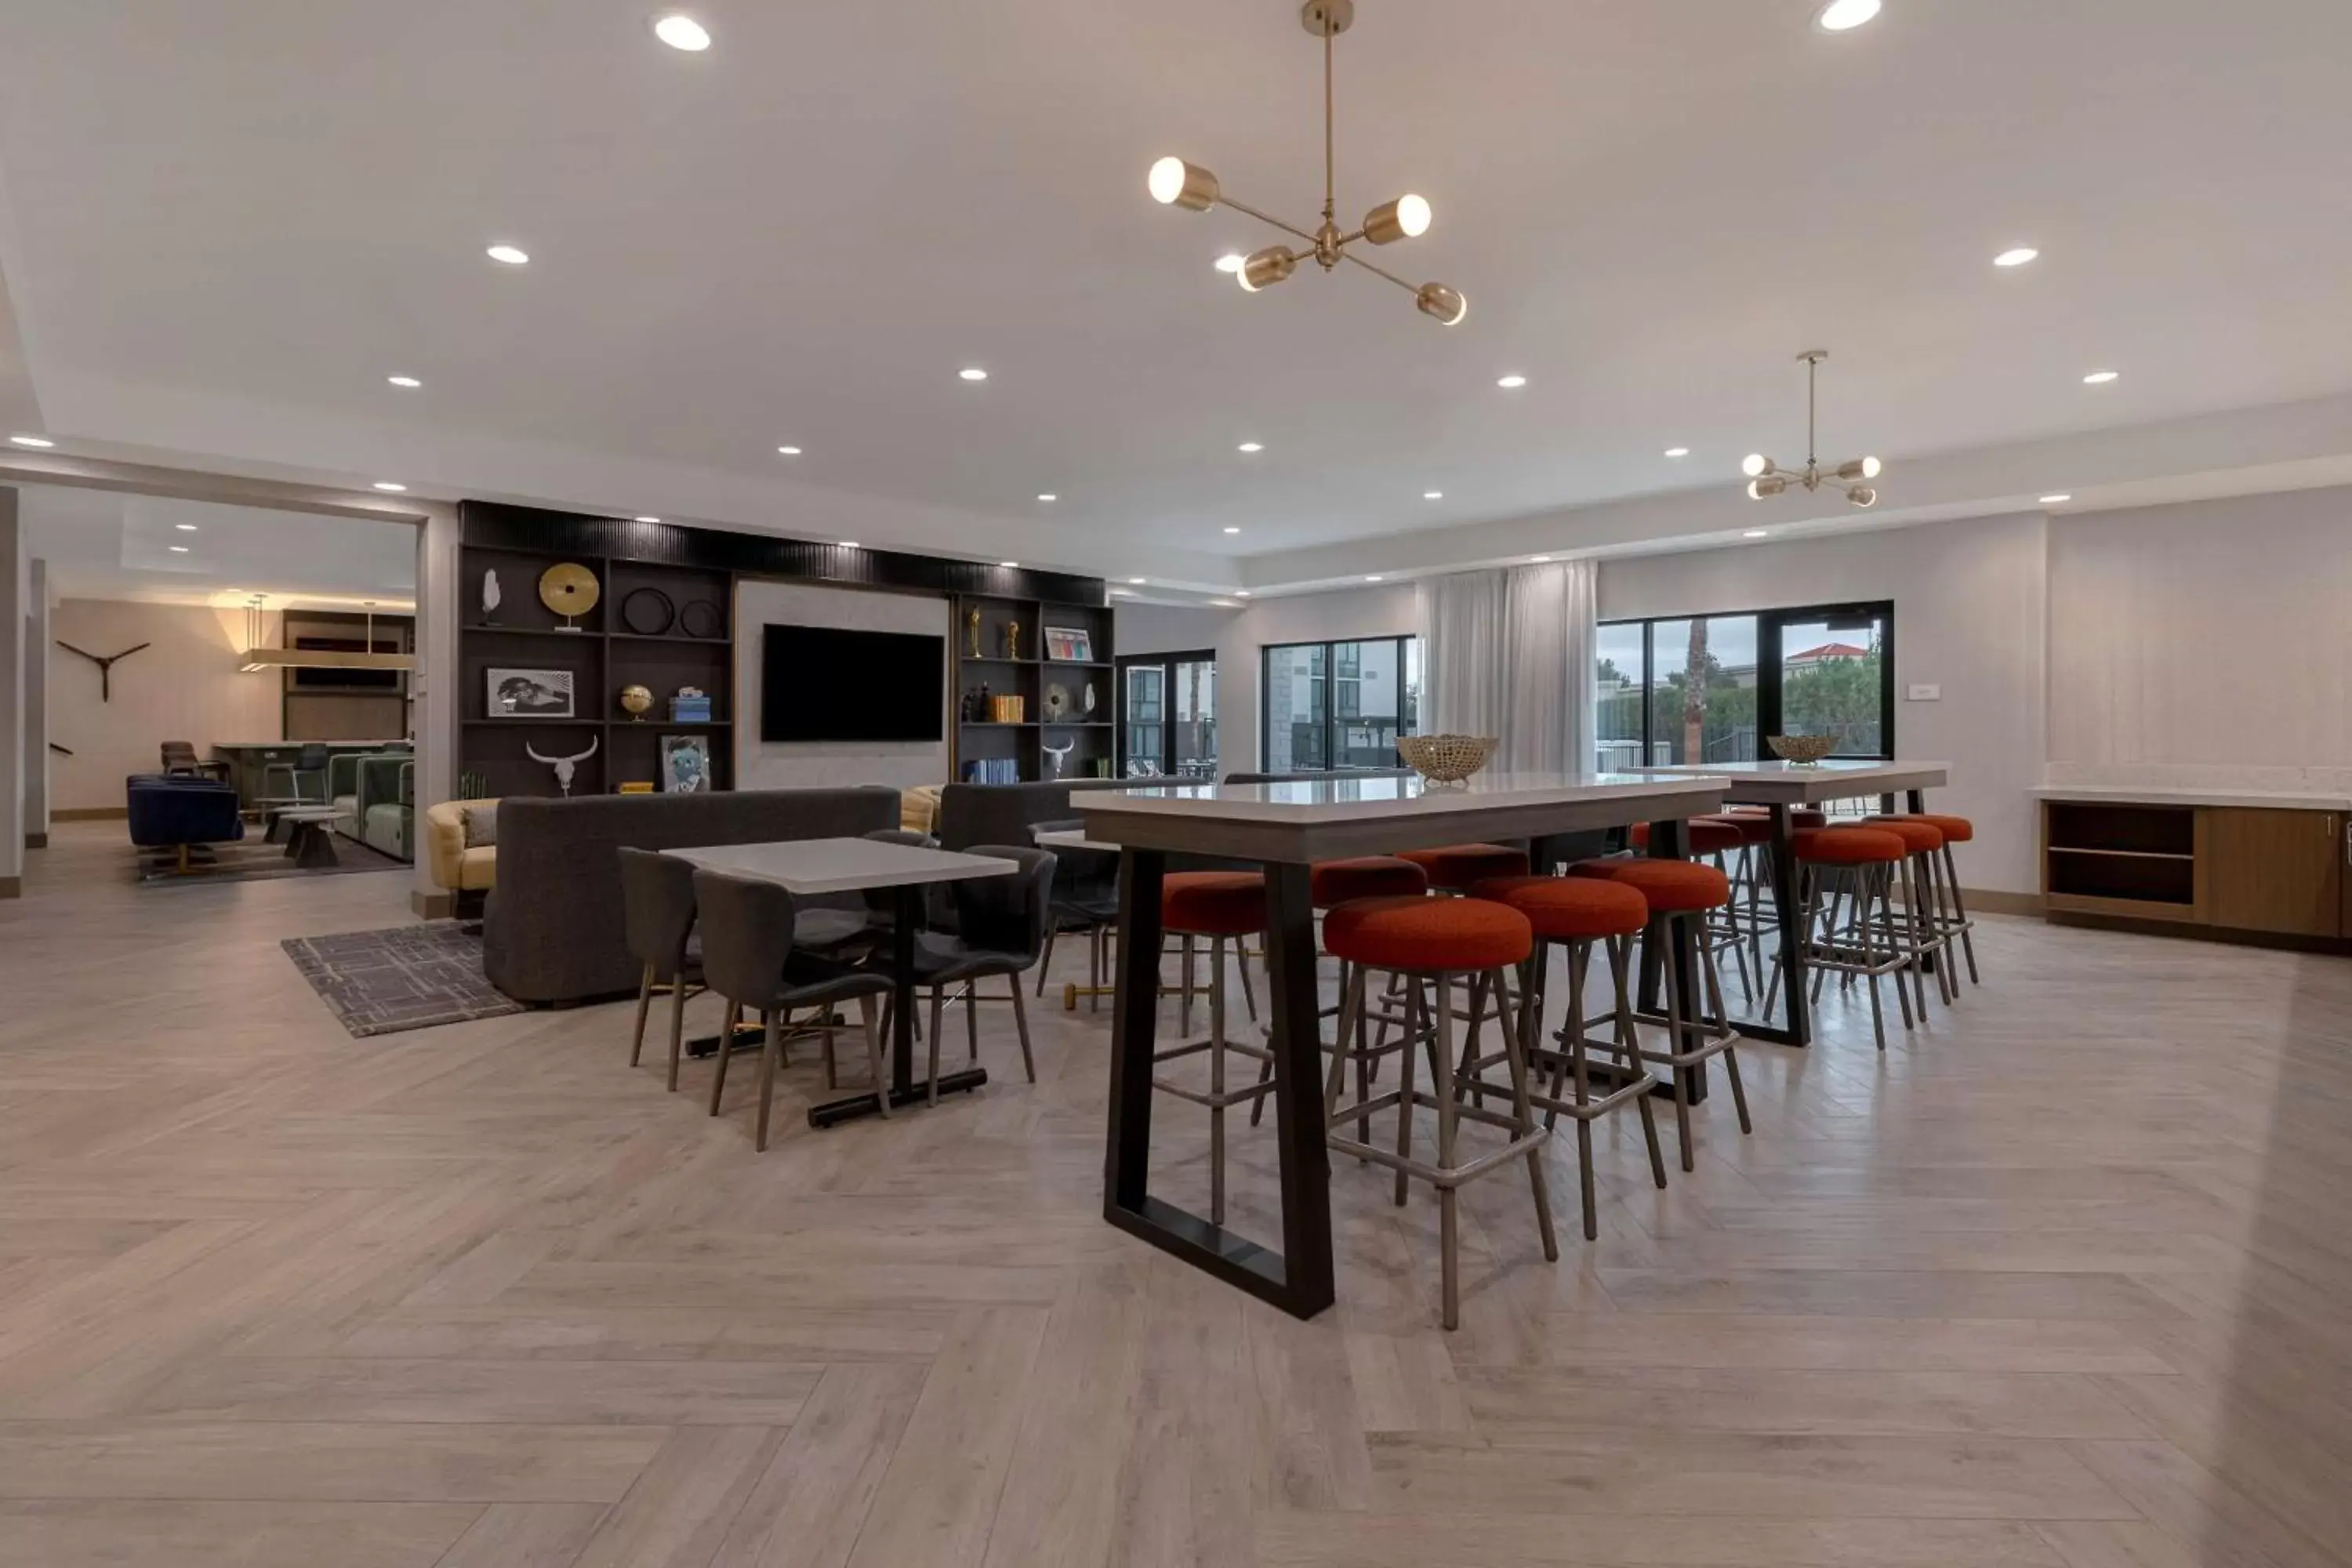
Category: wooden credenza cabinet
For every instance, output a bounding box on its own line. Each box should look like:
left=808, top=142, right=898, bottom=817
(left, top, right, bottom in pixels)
left=2042, top=796, right=2349, bottom=944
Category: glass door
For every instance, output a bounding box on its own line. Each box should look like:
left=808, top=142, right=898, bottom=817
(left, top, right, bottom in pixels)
left=1117, top=651, right=1217, bottom=779
left=1759, top=604, right=1894, bottom=758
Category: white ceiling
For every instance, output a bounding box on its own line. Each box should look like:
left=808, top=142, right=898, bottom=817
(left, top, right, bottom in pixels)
left=19, top=485, right=417, bottom=609
left=2, top=0, right=2350, bottom=590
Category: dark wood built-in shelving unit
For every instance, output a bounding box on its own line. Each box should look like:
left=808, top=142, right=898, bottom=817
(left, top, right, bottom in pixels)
left=950, top=594, right=1116, bottom=783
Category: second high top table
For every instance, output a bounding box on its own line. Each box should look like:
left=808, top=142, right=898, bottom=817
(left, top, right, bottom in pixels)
left=1073, top=771, right=1730, bottom=1319
left=1634, top=760, right=1951, bottom=1049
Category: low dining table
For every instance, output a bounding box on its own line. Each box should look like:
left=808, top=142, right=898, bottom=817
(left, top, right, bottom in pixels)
left=1632, top=760, right=1951, bottom=1048
left=1072, top=770, right=1730, bottom=1320
left=662, top=837, right=1018, bottom=1127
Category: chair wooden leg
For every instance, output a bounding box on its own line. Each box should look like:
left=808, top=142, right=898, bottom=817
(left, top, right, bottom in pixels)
left=1007, top=972, right=1036, bottom=1083
left=755, top=1011, right=783, bottom=1151
left=1434, top=971, right=1463, bottom=1330
left=964, top=980, right=980, bottom=1062
left=709, top=1000, right=741, bottom=1116
left=927, top=986, right=946, bottom=1109
left=1944, top=844, right=1981, bottom=984
left=1209, top=937, right=1228, bottom=1226
left=1610, top=935, right=1668, bottom=1189
left=630, top=962, right=655, bottom=1067
left=1180, top=935, right=1196, bottom=1036
left=1392, top=975, right=1418, bottom=1208
left=1659, top=925, right=1695, bottom=1173
left=1494, top=964, right=1557, bottom=1260
left=858, top=993, right=891, bottom=1118
left=1036, top=920, right=1058, bottom=997
left=666, top=975, right=690, bottom=1092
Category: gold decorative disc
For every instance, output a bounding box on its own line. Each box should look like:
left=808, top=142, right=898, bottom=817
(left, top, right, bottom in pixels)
left=538, top=562, right=601, bottom=619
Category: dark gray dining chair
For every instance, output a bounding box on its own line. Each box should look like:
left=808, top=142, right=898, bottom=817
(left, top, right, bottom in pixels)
left=900, top=846, right=1056, bottom=1105
left=619, top=848, right=703, bottom=1092
left=692, top=869, right=898, bottom=1149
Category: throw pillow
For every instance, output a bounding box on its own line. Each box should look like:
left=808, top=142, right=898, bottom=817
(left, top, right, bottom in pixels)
left=462, top=804, right=499, bottom=848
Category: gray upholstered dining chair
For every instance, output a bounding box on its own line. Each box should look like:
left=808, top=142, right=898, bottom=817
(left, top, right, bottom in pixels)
left=618, top=847, right=705, bottom=1092
left=691, top=869, right=898, bottom=1149
left=897, top=845, right=1056, bottom=1105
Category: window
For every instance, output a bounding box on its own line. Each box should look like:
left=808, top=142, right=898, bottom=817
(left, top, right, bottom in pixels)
left=1261, top=636, right=1418, bottom=772
left=1596, top=601, right=1892, bottom=766
left=1117, top=651, right=1218, bottom=779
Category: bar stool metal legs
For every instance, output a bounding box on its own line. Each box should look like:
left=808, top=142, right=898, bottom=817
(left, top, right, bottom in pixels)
left=1152, top=931, right=1274, bottom=1225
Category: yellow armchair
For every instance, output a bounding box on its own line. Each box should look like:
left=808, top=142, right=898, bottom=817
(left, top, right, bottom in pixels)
left=424, top=797, right=500, bottom=895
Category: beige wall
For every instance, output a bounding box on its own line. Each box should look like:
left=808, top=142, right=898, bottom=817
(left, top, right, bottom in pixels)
left=1599, top=514, right=2051, bottom=894
left=49, top=598, right=283, bottom=811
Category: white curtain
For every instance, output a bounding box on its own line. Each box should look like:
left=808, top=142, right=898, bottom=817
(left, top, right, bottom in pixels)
left=1417, top=559, right=1599, bottom=774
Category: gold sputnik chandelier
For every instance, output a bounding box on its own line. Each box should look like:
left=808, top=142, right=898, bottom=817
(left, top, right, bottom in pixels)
left=1147, top=0, right=1465, bottom=325
left=1743, top=351, right=1883, bottom=509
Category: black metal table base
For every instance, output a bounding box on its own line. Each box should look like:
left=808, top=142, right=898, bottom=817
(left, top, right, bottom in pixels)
left=809, top=1066, right=988, bottom=1128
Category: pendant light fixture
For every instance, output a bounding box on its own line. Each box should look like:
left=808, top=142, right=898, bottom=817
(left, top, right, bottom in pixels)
left=1741, top=351, right=1883, bottom=509
left=1147, top=1, right=1465, bottom=325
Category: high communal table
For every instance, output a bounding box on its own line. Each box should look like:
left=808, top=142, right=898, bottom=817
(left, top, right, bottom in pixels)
left=1072, top=771, right=1730, bottom=1320
left=1634, top=760, right=1951, bottom=1049
left=662, top=837, right=1018, bottom=1127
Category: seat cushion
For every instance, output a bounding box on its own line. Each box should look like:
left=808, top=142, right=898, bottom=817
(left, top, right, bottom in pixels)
left=1568, top=857, right=1733, bottom=913
left=1323, top=895, right=1532, bottom=972
left=1471, top=875, right=1649, bottom=941
left=1793, top=826, right=1907, bottom=866
left=1397, top=843, right=1532, bottom=891
left=1311, top=855, right=1428, bottom=908
left=1858, top=817, right=1946, bottom=853
left=1893, top=811, right=1974, bottom=844
left=1162, top=871, right=1266, bottom=935
left=1630, top=818, right=1748, bottom=856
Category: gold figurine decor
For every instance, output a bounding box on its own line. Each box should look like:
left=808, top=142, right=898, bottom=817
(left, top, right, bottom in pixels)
left=966, top=607, right=983, bottom=659
left=1004, top=620, right=1022, bottom=661
left=537, top=561, right=600, bottom=630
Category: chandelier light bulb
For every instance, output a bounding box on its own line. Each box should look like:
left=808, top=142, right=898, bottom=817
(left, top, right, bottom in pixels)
left=1415, top=282, right=1467, bottom=325
left=1240, top=245, right=1298, bottom=292
left=1748, top=476, right=1789, bottom=499
left=1847, top=485, right=1879, bottom=509
left=1148, top=157, right=1220, bottom=211
left=1364, top=194, right=1432, bottom=245
left=1742, top=454, right=1773, bottom=479
left=1835, top=456, right=1884, bottom=481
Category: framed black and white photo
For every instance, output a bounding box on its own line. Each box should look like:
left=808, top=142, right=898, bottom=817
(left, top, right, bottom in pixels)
left=1044, top=626, right=1093, bottom=662
left=487, top=666, right=575, bottom=718
left=659, top=732, right=713, bottom=794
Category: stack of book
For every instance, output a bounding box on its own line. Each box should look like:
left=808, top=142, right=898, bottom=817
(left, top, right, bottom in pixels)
left=960, top=758, right=1024, bottom=784
left=988, top=694, right=1026, bottom=723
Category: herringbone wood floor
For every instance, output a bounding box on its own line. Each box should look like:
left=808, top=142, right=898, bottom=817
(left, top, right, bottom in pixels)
left=1, top=822, right=2347, bottom=1567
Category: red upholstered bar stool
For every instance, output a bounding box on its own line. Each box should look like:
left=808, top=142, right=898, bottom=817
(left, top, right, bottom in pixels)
left=1155, top=872, right=1275, bottom=1225
left=1320, top=895, right=1556, bottom=1329
left=1882, top=812, right=1980, bottom=986
left=1250, top=856, right=1433, bottom=1132
left=1632, top=817, right=1759, bottom=1002
left=1774, top=826, right=1911, bottom=1051
left=1855, top=816, right=1954, bottom=1011
left=1399, top=843, right=1532, bottom=895
left=1568, top=856, right=1754, bottom=1171
left=1469, top=875, right=1668, bottom=1239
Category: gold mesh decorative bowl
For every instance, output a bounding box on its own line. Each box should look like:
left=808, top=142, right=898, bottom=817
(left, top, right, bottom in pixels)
left=1767, top=734, right=1838, bottom=765
left=1396, top=734, right=1500, bottom=786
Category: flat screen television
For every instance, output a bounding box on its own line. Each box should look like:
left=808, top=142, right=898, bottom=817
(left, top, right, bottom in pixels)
left=760, top=623, right=944, bottom=742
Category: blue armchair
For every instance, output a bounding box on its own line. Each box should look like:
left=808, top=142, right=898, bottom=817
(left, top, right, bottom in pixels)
left=126, top=772, right=247, bottom=874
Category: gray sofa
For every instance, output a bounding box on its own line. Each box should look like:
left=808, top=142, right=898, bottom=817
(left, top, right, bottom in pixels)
left=482, top=786, right=898, bottom=1004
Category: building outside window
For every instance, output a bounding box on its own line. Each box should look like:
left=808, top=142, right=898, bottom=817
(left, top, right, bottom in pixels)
left=1596, top=602, right=1893, bottom=767
left=1262, top=636, right=1417, bottom=772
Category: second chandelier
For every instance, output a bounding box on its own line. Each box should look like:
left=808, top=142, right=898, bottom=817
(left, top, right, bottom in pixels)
left=1147, top=1, right=1466, bottom=326
left=1743, top=350, right=1883, bottom=509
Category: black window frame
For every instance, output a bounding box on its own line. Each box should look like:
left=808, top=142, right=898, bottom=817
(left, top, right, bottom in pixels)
left=1115, top=648, right=1219, bottom=779
left=1259, top=634, right=1419, bottom=773
left=1599, top=600, right=1895, bottom=764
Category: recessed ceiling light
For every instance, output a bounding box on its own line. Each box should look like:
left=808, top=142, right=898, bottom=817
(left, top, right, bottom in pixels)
left=1237, top=441, right=1264, bottom=453
left=1236, top=590, right=1252, bottom=597
left=652, top=13, right=711, bottom=51
left=777, top=445, right=803, bottom=456
left=1109, top=588, right=1134, bottom=597
left=1496, top=375, right=1528, bottom=390
left=1224, top=525, right=1242, bottom=534
left=1209, top=600, right=1240, bottom=608
left=372, top=481, right=408, bottom=492
left=1994, top=246, right=2039, bottom=268
left=387, top=375, right=422, bottom=389
left=1129, top=577, right=1148, bottom=585
left=1366, top=575, right=1385, bottom=583
left=1530, top=554, right=1552, bottom=563
left=959, top=367, right=989, bottom=382
left=9, top=434, right=56, bottom=448
left=485, top=244, right=529, bottom=266
left=1815, top=0, right=1882, bottom=31
left=635, top=515, right=660, bottom=524
left=839, top=540, right=861, bottom=548
left=1000, top=561, right=1019, bottom=568
left=1037, top=493, right=1058, bottom=503
left=2083, top=370, right=2120, bottom=385
left=1424, top=491, right=1444, bottom=500
left=1744, top=528, right=1771, bottom=539
left=1214, top=252, right=1246, bottom=274
left=2040, top=493, right=2072, bottom=505
left=1664, top=447, right=1691, bottom=459
left=169, top=546, right=191, bottom=554
left=175, top=523, right=199, bottom=532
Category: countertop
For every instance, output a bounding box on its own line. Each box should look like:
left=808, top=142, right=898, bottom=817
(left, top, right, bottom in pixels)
left=2032, top=786, right=2352, bottom=811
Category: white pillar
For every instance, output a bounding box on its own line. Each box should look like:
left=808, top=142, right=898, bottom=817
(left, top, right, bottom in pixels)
left=409, top=504, right=461, bottom=916
left=0, top=487, right=24, bottom=897
left=24, top=557, right=48, bottom=849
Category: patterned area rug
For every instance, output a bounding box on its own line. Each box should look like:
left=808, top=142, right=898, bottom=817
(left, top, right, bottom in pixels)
left=282, top=923, right=526, bottom=1037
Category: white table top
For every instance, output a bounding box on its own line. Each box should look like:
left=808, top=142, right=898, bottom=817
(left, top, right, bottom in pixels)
left=2032, top=785, right=2352, bottom=811
left=665, top=837, right=1018, bottom=896
left=1633, top=759, right=1950, bottom=803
